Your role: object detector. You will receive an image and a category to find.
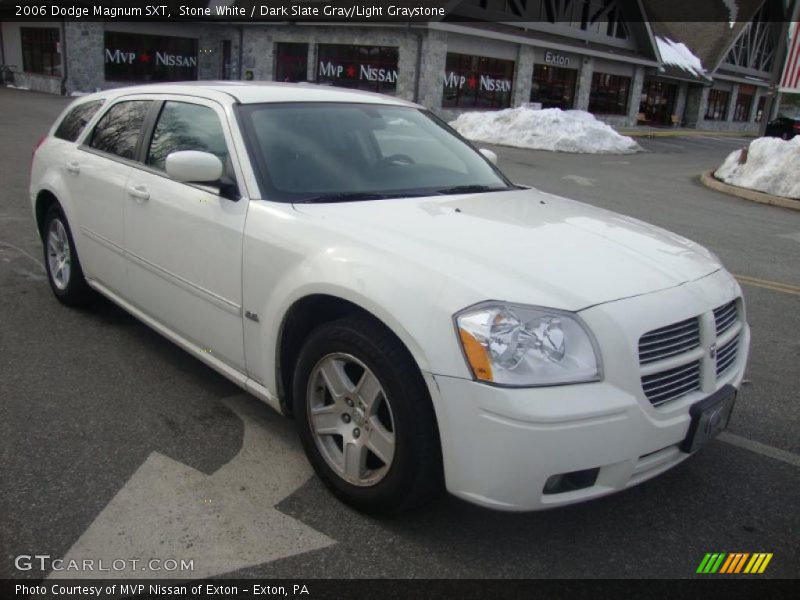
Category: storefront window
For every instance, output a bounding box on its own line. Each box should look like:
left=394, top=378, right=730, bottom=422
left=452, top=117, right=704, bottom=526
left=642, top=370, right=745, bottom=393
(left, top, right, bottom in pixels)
left=530, top=64, right=576, bottom=110
left=638, top=79, right=678, bottom=126
left=316, top=44, right=398, bottom=94
left=705, top=89, right=730, bottom=121
left=733, top=85, right=755, bottom=121
left=443, top=53, right=514, bottom=109
left=21, top=27, right=62, bottom=77
left=588, top=73, right=631, bottom=115
left=104, top=32, right=198, bottom=82
left=275, top=43, right=308, bottom=83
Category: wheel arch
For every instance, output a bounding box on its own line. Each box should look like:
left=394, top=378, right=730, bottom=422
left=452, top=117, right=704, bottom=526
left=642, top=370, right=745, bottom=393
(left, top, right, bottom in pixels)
left=34, top=189, right=61, bottom=240
left=275, top=293, right=431, bottom=417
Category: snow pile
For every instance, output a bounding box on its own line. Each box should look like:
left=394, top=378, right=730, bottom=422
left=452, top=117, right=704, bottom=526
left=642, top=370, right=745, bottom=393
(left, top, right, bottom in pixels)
left=714, top=136, right=800, bottom=199
left=4, top=84, right=30, bottom=91
left=656, top=37, right=706, bottom=78
left=449, top=107, right=641, bottom=154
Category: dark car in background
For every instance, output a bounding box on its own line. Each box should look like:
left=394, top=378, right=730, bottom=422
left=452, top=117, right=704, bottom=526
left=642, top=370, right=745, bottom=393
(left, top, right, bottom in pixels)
left=765, top=115, right=800, bottom=140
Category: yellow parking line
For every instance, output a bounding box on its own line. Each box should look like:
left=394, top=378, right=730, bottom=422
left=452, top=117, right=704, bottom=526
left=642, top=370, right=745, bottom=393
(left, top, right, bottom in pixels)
left=735, top=275, right=800, bottom=296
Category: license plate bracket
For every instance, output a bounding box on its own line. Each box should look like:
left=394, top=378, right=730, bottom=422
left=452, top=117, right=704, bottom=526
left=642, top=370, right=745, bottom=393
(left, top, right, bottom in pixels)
left=680, top=384, right=737, bottom=454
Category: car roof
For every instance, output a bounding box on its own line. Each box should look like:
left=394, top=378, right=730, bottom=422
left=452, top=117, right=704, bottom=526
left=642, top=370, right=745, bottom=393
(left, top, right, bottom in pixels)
left=74, top=81, right=421, bottom=108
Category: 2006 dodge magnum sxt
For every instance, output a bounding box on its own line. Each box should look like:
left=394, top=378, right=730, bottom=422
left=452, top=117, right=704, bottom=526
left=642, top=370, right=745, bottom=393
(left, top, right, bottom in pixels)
left=30, top=82, right=749, bottom=513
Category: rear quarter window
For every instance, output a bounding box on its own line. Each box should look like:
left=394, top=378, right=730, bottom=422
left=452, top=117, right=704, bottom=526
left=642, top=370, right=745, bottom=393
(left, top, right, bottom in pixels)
left=54, top=100, right=104, bottom=142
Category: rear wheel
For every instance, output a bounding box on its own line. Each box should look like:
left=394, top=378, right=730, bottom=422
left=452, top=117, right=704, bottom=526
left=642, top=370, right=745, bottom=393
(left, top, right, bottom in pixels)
left=43, top=205, right=92, bottom=306
left=293, top=315, right=443, bottom=514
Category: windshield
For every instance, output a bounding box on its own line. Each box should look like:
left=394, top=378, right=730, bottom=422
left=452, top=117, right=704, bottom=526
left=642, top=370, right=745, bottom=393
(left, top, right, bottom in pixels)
left=238, top=102, right=514, bottom=202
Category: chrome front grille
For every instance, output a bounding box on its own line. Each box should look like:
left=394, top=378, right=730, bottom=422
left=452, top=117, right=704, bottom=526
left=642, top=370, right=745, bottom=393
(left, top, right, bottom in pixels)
left=641, top=360, right=701, bottom=407
left=638, top=317, right=700, bottom=365
left=714, top=300, right=737, bottom=336
left=639, top=299, right=742, bottom=408
left=716, top=334, right=739, bottom=377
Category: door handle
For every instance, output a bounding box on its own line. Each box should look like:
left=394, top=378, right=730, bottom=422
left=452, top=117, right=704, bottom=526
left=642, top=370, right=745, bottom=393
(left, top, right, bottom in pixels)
left=65, top=161, right=80, bottom=174
left=127, top=185, right=150, bottom=202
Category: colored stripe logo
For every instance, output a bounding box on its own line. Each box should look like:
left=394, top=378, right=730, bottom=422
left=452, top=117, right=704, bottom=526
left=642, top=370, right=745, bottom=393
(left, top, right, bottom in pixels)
left=697, top=552, right=773, bottom=574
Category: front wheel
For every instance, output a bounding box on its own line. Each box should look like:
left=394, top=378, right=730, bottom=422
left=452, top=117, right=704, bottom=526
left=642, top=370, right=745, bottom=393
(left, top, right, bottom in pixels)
left=42, top=204, right=92, bottom=306
left=293, top=315, right=443, bottom=514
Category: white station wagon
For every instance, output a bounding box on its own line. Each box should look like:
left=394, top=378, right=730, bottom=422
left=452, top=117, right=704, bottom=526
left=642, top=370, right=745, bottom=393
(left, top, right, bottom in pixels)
left=30, top=82, right=749, bottom=512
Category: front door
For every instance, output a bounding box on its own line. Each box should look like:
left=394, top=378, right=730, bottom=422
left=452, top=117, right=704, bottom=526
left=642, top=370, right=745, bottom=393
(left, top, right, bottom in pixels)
left=638, top=79, right=678, bottom=126
left=123, top=98, right=248, bottom=371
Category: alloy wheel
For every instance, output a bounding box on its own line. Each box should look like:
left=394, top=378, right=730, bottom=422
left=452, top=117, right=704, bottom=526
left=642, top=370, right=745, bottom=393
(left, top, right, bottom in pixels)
left=47, top=218, right=71, bottom=291
left=306, top=353, right=396, bottom=487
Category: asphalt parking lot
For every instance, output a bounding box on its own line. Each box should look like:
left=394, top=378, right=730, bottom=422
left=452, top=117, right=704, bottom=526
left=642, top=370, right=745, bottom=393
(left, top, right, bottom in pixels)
left=1, top=87, right=798, bottom=580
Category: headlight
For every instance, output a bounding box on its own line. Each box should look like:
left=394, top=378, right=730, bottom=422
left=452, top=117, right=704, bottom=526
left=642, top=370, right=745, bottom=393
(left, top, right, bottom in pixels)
left=455, top=302, right=601, bottom=386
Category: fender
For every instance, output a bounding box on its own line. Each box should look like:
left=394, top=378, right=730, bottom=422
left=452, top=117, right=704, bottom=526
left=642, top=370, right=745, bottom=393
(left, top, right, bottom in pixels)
left=245, top=250, right=453, bottom=396
left=32, top=159, right=82, bottom=254
left=241, top=202, right=477, bottom=396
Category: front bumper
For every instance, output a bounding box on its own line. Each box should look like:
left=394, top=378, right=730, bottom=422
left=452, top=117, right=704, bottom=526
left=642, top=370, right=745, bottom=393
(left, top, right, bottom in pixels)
left=426, top=269, right=750, bottom=511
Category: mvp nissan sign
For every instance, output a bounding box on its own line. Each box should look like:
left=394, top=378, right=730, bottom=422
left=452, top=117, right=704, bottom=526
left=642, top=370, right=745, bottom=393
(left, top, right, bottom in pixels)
left=104, top=32, right=198, bottom=82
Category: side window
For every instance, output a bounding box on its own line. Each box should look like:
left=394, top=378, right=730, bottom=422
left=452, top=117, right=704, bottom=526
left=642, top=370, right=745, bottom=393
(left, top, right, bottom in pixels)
left=147, top=102, right=229, bottom=172
left=54, top=100, right=104, bottom=142
left=88, top=100, right=151, bottom=160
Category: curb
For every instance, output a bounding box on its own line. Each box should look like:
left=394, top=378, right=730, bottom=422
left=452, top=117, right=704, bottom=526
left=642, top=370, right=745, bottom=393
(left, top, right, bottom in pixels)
left=699, top=170, right=800, bottom=211
left=620, top=130, right=757, bottom=138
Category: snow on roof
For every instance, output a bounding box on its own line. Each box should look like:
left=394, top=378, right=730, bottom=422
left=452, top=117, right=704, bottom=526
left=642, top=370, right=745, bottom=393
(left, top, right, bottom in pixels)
left=722, top=0, right=738, bottom=28
left=656, top=37, right=707, bottom=78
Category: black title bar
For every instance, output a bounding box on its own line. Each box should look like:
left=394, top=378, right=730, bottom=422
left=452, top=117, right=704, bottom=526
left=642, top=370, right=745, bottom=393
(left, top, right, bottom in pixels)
left=2, top=578, right=795, bottom=600
left=1, top=0, right=792, bottom=23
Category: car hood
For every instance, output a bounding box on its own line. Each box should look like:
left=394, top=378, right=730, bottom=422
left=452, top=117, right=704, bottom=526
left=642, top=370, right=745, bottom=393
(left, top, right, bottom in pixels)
left=292, top=187, right=722, bottom=311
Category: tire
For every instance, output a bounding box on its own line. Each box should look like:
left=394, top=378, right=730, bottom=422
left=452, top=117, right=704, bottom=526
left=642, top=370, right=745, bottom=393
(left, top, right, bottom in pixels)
left=42, top=204, right=93, bottom=306
left=293, top=315, right=443, bottom=514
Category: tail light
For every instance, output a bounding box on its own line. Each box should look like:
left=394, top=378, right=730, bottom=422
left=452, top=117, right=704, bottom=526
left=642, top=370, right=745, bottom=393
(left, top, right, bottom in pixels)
left=793, top=122, right=800, bottom=132
left=33, top=134, right=47, bottom=156
left=31, top=134, right=47, bottom=173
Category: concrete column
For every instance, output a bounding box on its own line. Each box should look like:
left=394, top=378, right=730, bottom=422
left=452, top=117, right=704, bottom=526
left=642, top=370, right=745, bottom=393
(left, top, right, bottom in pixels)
left=727, top=83, right=739, bottom=124
left=512, top=45, right=535, bottom=107
left=197, top=26, right=220, bottom=80
left=683, top=84, right=708, bottom=128
left=64, top=21, right=104, bottom=94
left=307, top=41, right=317, bottom=82
left=749, top=87, right=764, bottom=122
left=575, top=56, right=594, bottom=111
left=396, top=33, right=418, bottom=102
left=241, top=27, right=272, bottom=81
left=626, top=65, right=645, bottom=126
left=673, top=82, right=688, bottom=126
left=415, top=29, right=447, bottom=110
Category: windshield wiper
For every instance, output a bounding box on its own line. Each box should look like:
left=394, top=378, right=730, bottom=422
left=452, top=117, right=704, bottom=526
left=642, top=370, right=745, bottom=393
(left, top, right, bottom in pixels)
left=436, top=185, right=510, bottom=195
left=294, top=191, right=427, bottom=204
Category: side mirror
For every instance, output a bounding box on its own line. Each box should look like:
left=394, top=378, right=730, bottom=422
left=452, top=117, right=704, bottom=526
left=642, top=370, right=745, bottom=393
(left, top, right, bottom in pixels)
left=165, top=150, right=223, bottom=183
left=479, top=148, right=498, bottom=165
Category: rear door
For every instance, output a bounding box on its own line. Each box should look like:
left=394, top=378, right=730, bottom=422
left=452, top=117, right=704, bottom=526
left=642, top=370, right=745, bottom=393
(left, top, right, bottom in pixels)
left=75, top=99, right=152, bottom=295
left=123, top=97, right=248, bottom=371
